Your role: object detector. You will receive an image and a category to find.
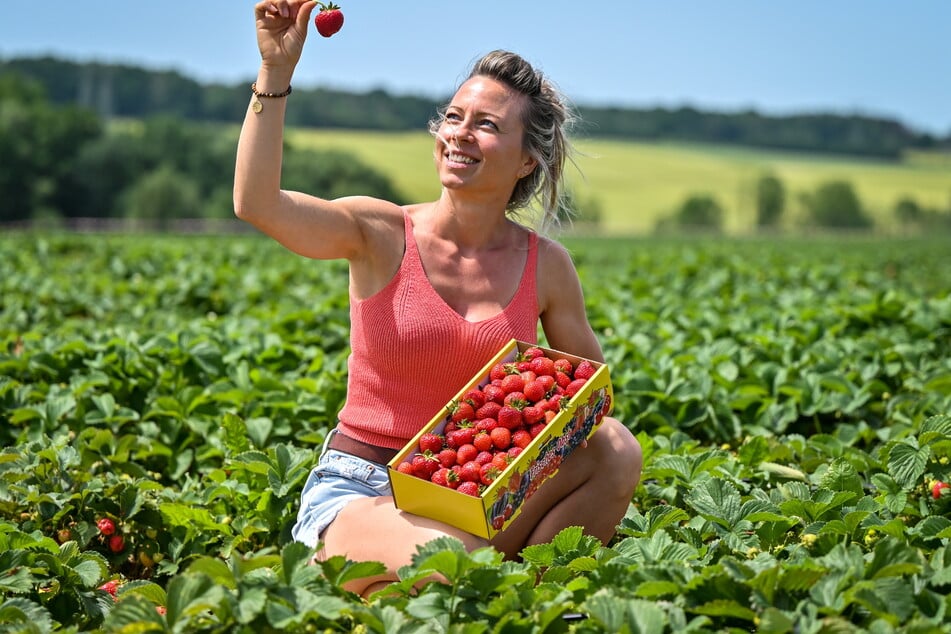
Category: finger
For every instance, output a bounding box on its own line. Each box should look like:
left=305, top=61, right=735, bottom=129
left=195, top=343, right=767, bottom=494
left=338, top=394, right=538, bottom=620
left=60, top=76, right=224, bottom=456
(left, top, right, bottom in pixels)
left=294, top=0, right=319, bottom=32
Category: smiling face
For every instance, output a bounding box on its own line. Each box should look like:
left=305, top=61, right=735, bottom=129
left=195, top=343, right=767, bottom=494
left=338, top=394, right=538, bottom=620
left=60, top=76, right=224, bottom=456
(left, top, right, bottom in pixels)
left=434, top=76, right=538, bottom=204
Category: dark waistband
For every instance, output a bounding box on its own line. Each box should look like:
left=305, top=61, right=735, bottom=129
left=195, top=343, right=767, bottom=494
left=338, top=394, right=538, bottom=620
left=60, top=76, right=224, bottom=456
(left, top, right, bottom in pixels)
left=327, top=431, right=399, bottom=466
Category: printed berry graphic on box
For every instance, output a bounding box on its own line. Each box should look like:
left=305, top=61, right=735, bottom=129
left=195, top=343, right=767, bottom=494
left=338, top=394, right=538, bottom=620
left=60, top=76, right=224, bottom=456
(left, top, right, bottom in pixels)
left=388, top=339, right=613, bottom=539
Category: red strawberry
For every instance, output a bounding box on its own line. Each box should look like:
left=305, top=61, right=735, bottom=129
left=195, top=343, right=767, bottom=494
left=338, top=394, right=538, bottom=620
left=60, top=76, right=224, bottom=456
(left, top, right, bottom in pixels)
left=450, top=401, right=476, bottom=423
left=397, top=461, right=415, bottom=475
left=554, top=371, right=572, bottom=389
left=480, top=463, right=501, bottom=485
left=503, top=392, right=527, bottom=409
left=574, top=360, right=597, bottom=380
left=566, top=378, right=588, bottom=398
left=475, top=450, right=494, bottom=465
left=490, top=362, right=513, bottom=382
left=431, top=467, right=459, bottom=489
left=933, top=481, right=950, bottom=499
left=529, top=356, right=555, bottom=377
left=536, top=374, right=556, bottom=393
left=512, top=429, right=533, bottom=449
left=412, top=454, right=440, bottom=479
left=476, top=401, right=502, bottom=420
left=491, top=451, right=511, bottom=470
left=457, top=481, right=480, bottom=496
left=500, top=374, right=525, bottom=394
left=474, top=416, right=498, bottom=432
left=437, top=448, right=458, bottom=468
left=523, top=379, right=547, bottom=403
left=553, top=358, right=573, bottom=374
left=483, top=384, right=507, bottom=405
left=473, top=432, right=494, bottom=453
left=99, top=580, right=120, bottom=597
left=418, top=432, right=444, bottom=454
left=456, top=443, right=478, bottom=465
left=529, top=422, right=547, bottom=438
left=97, top=518, right=116, bottom=536
left=497, top=406, right=523, bottom=430
left=314, top=2, right=344, bottom=38
left=108, top=535, right=125, bottom=553
left=489, top=427, right=511, bottom=450
left=522, top=346, right=545, bottom=360
left=463, top=388, right=486, bottom=409
left=522, top=405, right=545, bottom=425
left=459, top=461, right=481, bottom=482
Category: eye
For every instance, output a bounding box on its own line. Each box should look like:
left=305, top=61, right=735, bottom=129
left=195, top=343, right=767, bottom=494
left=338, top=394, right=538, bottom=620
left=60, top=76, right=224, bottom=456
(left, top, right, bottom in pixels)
left=444, top=112, right=462, bottom=122
left=479, top=119, right=499, bottom=130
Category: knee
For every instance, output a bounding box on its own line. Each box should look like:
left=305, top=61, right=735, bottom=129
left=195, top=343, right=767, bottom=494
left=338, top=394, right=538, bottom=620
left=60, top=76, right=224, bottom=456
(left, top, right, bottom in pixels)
left=597, top=417, right=643, bottom=495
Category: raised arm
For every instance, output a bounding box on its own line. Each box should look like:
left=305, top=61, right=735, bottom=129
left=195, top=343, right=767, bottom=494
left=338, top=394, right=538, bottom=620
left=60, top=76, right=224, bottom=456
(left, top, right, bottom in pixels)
left=233, top=0, right=397, bottom=262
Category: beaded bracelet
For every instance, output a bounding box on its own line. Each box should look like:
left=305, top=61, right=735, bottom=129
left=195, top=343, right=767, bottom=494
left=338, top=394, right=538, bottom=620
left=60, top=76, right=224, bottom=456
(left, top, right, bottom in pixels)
left=250, top=82, right=292, bottom=113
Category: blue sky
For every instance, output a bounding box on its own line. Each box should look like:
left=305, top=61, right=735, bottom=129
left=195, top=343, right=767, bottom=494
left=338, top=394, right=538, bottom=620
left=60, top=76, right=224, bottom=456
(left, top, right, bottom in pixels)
left=3, top=1, right=949, bottom=135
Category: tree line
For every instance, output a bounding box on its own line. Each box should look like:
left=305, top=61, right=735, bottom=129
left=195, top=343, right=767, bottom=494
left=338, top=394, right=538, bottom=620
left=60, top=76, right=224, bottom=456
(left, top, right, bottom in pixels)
left=0, top=73, right=405, bottom=227
left=3, top=55, right=949, bottom=159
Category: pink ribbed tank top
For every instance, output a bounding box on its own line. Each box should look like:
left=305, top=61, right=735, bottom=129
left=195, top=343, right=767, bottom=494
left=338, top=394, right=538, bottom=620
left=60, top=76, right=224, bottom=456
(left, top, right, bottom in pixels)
left=336, top=211, right=539, bottom=449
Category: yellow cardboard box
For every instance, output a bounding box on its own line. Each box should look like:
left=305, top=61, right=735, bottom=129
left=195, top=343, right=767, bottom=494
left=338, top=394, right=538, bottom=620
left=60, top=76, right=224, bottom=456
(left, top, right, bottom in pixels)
left=387, top=339, right=613, bottom=539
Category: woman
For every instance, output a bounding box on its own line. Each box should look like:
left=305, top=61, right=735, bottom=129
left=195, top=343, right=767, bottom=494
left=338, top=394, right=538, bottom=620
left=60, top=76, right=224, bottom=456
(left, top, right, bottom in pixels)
left=235, top=0, right=643, bottom=596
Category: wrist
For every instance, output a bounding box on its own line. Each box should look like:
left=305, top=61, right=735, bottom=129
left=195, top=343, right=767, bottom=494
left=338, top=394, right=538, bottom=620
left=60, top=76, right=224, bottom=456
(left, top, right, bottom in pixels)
left=256, top=65, right=295, bottom=93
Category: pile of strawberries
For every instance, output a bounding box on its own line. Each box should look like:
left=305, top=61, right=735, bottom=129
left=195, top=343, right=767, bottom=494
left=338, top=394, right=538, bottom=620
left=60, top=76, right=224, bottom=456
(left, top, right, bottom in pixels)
left=396, top=346, right=596, bottom=496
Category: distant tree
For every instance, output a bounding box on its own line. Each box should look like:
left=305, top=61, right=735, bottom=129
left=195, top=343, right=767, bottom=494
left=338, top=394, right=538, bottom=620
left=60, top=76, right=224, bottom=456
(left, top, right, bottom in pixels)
left=803, top=180, right=872, bottom=229
left=893, top=196, right=923, bottom=225
left=281, top=147, right=406, bottom=203
left=676, top=193, right=724, bottom=232
left=553, top=187, right=603, bottom=231
left=0, top=72, right=102, bottom=222
left=755, top=174, right=785, bottom=228
left=121, top=164, right=201, bottom=230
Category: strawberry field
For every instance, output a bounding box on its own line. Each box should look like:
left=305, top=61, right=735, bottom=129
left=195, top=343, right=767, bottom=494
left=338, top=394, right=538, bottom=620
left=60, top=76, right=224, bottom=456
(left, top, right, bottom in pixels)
left=2, top=232, right=950, bottom=633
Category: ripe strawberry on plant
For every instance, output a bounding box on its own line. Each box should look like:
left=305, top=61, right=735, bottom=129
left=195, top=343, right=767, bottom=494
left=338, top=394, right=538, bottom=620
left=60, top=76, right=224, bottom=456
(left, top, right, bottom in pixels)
left=932, top=480, right=950, bottom=499
left=97, top=518, right=116, bottom=536
left=314, top=2, right=344, bottom=38
left=108, top=535, right=125, bottom=553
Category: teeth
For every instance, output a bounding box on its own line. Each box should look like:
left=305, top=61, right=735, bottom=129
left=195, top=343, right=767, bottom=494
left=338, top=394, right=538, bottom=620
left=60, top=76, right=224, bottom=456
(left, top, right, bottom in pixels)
left=448, top=152, right=476, bottom=164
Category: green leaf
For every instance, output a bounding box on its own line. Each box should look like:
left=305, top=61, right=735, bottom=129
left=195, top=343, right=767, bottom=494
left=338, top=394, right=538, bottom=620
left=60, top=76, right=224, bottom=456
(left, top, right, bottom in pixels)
left=887, top=439, right=930, bottom=489
left=686, top=478, right=741, bottom=528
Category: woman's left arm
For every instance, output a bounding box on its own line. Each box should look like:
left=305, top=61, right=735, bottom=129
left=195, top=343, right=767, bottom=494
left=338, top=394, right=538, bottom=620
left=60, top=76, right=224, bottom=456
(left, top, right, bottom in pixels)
left=537, top=238, right=605, bottom=363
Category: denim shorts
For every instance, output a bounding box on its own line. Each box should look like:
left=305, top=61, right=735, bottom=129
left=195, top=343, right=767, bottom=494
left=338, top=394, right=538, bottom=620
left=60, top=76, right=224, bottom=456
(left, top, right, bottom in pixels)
left=290, top=433, right=393, bottom=548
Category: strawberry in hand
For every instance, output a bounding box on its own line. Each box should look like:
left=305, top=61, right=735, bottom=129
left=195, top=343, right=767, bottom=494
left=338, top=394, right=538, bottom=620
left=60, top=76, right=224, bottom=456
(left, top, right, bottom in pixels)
left=314, top=2, right=344, bottom=37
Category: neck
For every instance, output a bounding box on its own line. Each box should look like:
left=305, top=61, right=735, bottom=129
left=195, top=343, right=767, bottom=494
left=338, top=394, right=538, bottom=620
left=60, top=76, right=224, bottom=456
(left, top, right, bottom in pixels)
left=429, top=191, right=518, bottom=251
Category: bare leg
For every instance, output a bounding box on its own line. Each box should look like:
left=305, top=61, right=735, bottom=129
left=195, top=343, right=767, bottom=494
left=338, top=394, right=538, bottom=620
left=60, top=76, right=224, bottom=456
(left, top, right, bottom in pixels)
left=318, top=496, right=488, bottom=596
left=490, top=417, right=642, bottom=558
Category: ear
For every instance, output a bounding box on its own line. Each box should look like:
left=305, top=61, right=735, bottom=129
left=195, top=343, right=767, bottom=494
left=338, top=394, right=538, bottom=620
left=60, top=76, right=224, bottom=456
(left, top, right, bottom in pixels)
left=518, top=155, right=538, bottom=179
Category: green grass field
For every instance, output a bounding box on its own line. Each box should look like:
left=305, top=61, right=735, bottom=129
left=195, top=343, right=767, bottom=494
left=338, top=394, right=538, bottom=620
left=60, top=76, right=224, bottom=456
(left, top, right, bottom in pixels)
left=286, top=128, right=951, bottom=235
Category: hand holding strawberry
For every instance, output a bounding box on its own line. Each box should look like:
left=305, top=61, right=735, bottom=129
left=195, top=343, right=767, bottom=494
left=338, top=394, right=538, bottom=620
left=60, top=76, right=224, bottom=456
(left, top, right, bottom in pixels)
left=254, top=0, right=320, bottom=70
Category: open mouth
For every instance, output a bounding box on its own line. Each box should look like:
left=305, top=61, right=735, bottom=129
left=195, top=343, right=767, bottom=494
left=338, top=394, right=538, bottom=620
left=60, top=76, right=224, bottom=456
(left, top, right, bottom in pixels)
left=446, top=151, right=478, bottom=166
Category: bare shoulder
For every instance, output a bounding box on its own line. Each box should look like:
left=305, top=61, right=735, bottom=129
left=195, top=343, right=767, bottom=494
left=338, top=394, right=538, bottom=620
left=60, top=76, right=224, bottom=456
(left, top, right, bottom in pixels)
left=536, top=234, right=580, bottom=280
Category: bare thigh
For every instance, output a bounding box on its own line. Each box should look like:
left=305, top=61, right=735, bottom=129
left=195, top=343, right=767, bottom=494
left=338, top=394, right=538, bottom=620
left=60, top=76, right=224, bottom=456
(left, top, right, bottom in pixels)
left=318, top=496, right=488, bottom=593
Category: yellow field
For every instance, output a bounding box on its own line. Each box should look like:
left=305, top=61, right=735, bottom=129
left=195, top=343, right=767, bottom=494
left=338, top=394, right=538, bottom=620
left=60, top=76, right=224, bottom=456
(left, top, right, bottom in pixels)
left=287, top=128, right=951, bottom=236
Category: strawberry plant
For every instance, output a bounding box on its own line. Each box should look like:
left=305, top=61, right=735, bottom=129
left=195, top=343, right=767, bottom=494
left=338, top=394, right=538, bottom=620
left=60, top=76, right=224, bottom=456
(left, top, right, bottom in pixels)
left=2, top=233, right=950, bottom=631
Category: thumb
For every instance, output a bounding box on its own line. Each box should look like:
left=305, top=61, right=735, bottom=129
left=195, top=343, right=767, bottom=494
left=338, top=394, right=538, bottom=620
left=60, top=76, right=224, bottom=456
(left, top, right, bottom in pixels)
left=297, top=0, right=319, bottom=33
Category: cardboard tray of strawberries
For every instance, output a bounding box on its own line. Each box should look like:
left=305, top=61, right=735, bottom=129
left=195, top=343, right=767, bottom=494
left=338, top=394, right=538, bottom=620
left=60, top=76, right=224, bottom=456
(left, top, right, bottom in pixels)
left=387, top=339, right=613, bottom=539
